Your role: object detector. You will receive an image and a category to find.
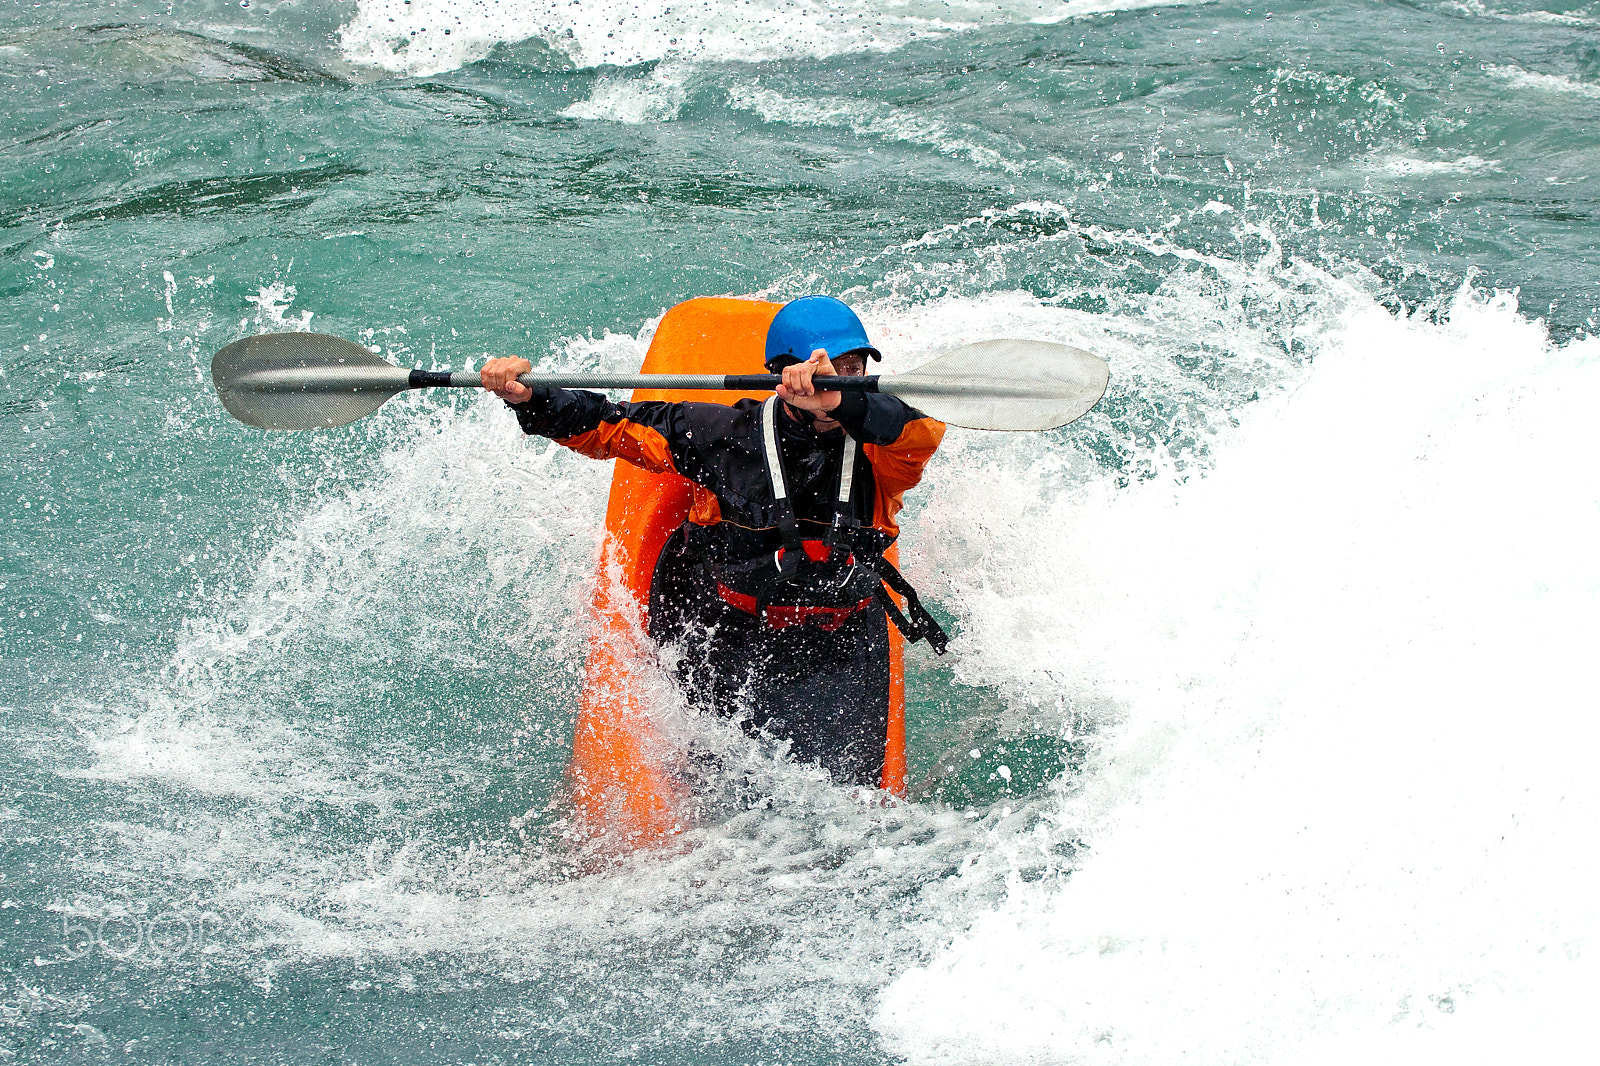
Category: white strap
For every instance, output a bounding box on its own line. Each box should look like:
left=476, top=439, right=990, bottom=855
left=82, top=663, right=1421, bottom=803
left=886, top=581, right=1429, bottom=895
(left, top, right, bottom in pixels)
left=764, top=394, right=858, bottom=508
left=838, top=429, right=856, bottom=505
left=760, top=396, right=788, bottom=500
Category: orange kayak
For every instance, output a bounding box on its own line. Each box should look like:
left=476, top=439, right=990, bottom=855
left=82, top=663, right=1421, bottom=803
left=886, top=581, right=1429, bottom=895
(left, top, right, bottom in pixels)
left=564, top=297, right=908, bottom=847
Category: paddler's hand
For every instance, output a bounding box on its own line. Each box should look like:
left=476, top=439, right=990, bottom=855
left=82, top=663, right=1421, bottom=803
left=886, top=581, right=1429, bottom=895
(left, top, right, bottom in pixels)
left=775, top=349, right=843, bottom=416
left=481, top=357, right=535, bottom=404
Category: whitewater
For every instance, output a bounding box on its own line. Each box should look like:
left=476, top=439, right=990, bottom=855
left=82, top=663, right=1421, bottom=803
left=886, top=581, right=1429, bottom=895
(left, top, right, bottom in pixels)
left=2, top=0, right=1597, bottom=1061
left=882, top=282, right=1600, bottom=1063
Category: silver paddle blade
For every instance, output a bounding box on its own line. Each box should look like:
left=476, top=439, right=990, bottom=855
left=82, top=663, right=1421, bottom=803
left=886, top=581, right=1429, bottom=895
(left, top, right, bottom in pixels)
left=212, top=332, right=411, bottom=430
left=882, top=339, right=1109, bottom=432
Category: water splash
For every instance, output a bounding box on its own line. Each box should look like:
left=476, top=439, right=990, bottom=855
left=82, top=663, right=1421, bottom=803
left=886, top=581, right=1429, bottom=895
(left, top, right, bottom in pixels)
left=877, top=283, right=1600, bottom=1064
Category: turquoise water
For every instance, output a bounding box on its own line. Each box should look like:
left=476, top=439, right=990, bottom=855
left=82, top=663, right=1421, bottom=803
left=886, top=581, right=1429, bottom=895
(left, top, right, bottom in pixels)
left=4, top=0, right=1598, bottom=1062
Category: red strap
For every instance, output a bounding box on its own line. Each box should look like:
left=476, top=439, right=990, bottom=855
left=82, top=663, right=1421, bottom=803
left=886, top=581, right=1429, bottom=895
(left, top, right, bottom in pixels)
left=788, top=539, right=849, bottom=564
left=715, top=584, right=875, bottom=633
left=716, top=584, right=760, bottom=615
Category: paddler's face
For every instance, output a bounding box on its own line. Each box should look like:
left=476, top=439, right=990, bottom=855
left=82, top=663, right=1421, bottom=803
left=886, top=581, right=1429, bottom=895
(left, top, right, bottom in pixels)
left=831, top=352, right=869, bottom=377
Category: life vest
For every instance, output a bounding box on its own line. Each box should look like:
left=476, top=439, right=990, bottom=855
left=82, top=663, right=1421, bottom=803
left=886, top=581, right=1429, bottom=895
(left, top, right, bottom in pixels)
left=707, top=397, right=950, bottom=652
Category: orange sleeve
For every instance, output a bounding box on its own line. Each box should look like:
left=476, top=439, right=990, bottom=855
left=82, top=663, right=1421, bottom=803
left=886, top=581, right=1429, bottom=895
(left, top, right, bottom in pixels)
left=556, top=420, right=677, bottom=475
left=864, top=416, right=945, bottom=537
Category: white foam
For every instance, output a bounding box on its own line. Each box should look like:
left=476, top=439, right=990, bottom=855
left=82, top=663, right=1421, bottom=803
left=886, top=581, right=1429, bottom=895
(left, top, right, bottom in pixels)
left=1375, top=154, right=1503, bottom=176
left=1445, top=1, right=1598, bottom=28
left=560, top=61, right=693, bottom=122
left=340, top=0, right=1213, bottom=77
left=724, top=82, right=1020, bottom=170
left=1485, top=63, right=1600, bottom=99
left=68, top=325, right=633, bottom=806
left=244, top=280, right=314, bottom=332
left=876, top=284, right=1600, bottom=1062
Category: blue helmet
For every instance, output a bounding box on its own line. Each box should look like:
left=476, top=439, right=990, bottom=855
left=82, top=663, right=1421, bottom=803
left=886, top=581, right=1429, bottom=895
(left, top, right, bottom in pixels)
left=763, top=296, right=881, bottom=372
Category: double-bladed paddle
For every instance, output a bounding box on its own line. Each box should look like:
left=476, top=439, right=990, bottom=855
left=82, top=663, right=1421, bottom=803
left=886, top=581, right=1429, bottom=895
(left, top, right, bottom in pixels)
left=210, top=331, right=1109, bottom=433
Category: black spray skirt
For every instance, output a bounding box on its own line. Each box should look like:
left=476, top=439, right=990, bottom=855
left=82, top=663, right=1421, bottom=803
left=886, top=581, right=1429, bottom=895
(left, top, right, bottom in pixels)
left=647, top=525, right=892, bottom=787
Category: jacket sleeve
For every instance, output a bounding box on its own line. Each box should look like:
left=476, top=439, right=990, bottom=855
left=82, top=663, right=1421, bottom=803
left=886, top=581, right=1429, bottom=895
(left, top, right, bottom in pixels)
left=506, top=389, right=721, bottom=482
left=829, top=390, right=921, bottom=446
left=858, top=401, right=946, bottom=536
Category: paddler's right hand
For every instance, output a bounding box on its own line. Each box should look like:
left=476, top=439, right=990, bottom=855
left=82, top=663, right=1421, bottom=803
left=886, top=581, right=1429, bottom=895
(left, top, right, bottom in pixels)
left=481, top=357, right=535, bottom=404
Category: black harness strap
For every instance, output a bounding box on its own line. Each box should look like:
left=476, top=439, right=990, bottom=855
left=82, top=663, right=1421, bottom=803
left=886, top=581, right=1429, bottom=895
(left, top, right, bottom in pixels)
left=868, top=556, right=950, bottom=655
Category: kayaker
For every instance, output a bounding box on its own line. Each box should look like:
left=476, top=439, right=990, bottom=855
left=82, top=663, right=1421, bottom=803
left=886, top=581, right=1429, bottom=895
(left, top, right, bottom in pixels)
left=481, top=297, right=947, bottom=787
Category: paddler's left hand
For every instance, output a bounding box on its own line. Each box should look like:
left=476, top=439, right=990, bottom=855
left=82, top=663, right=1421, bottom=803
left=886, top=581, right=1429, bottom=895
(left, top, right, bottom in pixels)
left=776, top=349, right=842, bottom=416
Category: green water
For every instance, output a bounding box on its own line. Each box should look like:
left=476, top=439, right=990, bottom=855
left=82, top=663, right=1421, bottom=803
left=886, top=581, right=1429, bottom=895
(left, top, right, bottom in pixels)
left=2, top=0, right=1596, bottom=1061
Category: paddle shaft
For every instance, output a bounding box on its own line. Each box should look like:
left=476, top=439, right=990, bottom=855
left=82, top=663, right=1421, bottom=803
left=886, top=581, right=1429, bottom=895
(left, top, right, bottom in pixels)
left=230, top=366, right=1054, bottom=402
left=411, top=369, right=876, bottom=392
left=228, top=364, right=883, bottom=394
